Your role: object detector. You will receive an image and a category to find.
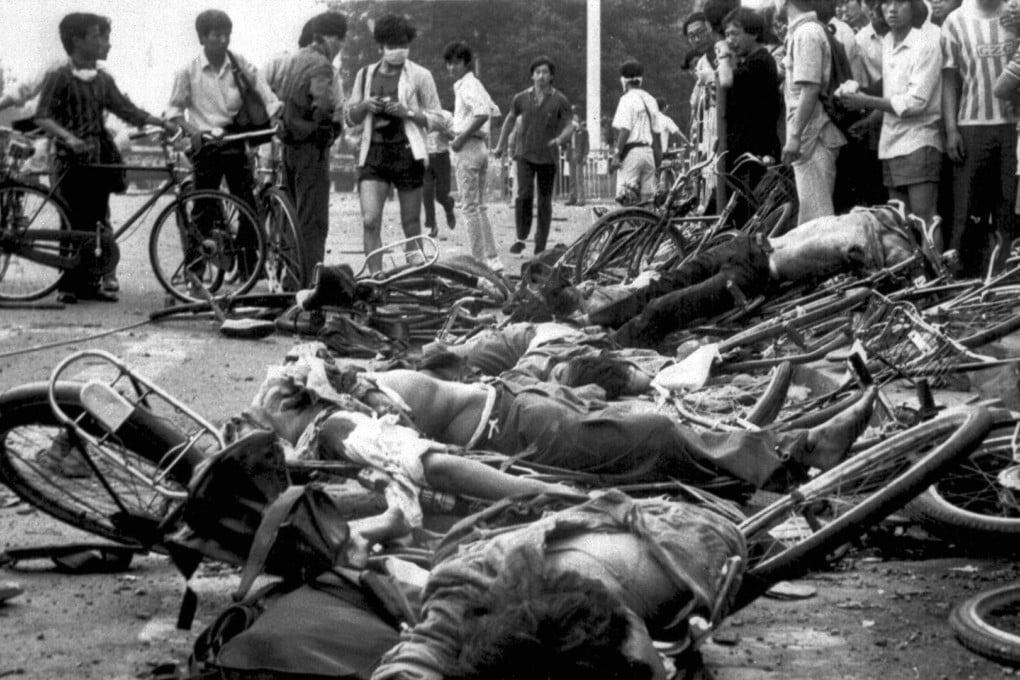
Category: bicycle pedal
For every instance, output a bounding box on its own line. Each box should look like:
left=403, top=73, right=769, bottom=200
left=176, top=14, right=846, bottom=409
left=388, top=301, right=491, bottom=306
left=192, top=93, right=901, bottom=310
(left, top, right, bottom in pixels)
left=80, top=381, right=135, bottom=433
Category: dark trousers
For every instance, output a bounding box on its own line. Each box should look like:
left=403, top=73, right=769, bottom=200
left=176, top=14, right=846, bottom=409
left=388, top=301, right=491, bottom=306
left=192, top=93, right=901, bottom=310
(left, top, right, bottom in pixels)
left=596, top=235, right=773, bottom=348
left=283, top=143, right=331, bottom=285
left=53, top=159, right=112, bottom=294
left=833, top=137, right=887, bottom=214
left=514, top=160, right=557, bottom=254
left=422, top=150, right=454, bottom=229
left=191, top=143, right=260, bottom=277
left=949, top=124, right=1018, bottom=277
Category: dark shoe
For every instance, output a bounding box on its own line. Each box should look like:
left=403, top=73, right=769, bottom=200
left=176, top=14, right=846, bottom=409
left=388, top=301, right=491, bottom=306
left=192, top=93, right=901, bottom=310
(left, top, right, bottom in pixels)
left=427, top=225, right=439, bottom=239
left=565, top=198, right=578, bottom=206
left=101, top=273, right=120, bottom=292
left=799, top=387, right=877, bottom=470
left=296, top=264, right=358, bottom=310
left=80, top=288, right=119, bottom=303
left=274, top=304, right=325, bottom=336
left=57, top=291, right=78, bottom=305
left=445, top=209, right=456, bottom=230
left=509, top=240, right=526, bottom=256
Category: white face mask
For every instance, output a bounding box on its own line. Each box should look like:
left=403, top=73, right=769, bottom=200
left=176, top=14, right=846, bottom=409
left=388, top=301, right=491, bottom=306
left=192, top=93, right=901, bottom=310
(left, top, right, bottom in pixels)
left=72, top=68, right=99, bottom=82
left=383, top=47, right=409, bottom=66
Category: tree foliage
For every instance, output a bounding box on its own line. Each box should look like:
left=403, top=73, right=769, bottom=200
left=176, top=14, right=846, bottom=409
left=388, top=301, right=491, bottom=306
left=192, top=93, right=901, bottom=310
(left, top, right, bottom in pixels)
left=325, top=0, right=700, bottom=142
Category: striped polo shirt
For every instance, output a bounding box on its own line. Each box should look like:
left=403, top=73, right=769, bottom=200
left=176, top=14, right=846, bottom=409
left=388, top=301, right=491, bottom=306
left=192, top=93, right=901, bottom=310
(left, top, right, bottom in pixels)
left=941, top=0, right=1018, bottom=125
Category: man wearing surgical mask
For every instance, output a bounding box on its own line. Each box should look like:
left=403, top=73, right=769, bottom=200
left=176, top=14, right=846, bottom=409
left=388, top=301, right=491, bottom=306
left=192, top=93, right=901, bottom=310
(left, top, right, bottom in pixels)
left=347, top=13, right=441, bottom=274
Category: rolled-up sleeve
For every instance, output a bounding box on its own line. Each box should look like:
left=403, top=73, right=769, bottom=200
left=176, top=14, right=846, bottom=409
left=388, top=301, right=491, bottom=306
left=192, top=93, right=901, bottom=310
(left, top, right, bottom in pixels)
left=889, top=38, right=942, bottom=117
left=166, top=66, right=191, bottom=119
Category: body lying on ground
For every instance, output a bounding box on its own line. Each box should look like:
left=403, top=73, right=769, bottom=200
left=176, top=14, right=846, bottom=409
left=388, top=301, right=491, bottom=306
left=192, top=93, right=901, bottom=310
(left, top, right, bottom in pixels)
left=562, top=203, right=932, bottom=348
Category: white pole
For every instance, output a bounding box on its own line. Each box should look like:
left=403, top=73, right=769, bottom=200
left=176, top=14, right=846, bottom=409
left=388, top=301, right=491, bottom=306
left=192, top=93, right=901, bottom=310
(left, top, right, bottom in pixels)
left=587, top=0, right=602, bottom=149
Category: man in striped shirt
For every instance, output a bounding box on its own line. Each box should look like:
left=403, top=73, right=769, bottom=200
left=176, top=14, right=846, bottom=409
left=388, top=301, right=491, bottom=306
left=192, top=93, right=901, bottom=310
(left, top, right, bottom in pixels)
left=942, top=0, right=1018, bottom=276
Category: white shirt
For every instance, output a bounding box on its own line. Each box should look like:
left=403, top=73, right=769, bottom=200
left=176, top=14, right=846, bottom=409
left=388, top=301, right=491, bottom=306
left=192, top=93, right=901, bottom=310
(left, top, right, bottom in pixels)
left=612, top=88, right=661, bottom=145
left=451, top=70, right=499, bottom=139
left=855, top=22, right=885, bottom=87
left=880, top=27, right=944, bottom=158
left=657, top=112, right=680, bottom=150
left=167, top=51, right=281, bottom=131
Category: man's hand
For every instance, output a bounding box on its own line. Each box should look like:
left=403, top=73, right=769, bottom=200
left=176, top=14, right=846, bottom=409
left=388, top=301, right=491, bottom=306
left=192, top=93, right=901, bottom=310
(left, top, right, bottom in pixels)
left=946, top=128, right=966, bottom=163
left=839, top=92, right=868, bottom=111
left=547, top=138, right=560, bottom=148
left=781, top=137, right=802, bottom=164
left=384, top=100, right=410, bottom=119
left=450, top=135, right=465, bottom=152
left=362, top=96, right=385, bottom=115
left=493, top=145, right=505, bottom=159
left=609, top=152, right=622, bottom=171
left=714, top=39, right=732, bottom=60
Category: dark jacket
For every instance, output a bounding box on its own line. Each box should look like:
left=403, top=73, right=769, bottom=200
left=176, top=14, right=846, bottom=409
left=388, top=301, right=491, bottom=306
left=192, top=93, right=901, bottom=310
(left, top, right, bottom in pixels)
left=274, top=44, right=338, bottom=147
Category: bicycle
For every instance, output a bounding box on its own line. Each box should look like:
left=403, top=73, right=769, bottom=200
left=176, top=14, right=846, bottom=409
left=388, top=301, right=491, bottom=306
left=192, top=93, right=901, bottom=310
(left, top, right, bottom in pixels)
left=253, top=137, right=305, bottom=292
left=0, top=126, right=270, bottom=304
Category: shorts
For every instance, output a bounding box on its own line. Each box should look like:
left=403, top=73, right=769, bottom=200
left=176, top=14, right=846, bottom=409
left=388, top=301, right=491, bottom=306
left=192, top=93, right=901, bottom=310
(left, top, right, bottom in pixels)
left=357, top=142, right=425, bottom=191
left=882, top=146, right=941, bottom=188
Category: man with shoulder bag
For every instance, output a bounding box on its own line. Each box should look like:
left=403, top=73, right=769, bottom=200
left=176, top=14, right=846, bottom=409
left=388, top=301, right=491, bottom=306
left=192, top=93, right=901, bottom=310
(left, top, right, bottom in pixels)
left=167, top=9, right=281, bottom=287
left=609, top=60, right=662, bottom=206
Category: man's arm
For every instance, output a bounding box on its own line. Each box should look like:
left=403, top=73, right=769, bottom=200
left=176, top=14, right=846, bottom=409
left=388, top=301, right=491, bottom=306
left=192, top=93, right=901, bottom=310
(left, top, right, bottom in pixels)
left=451, top=115, right=488, bottom=151
left=421, top=451, right=567, bottom=500
left=783, top=82, right=821, bottom=163
left=942, top=68, right=964, bottom=162
left=549, top=96, right=575, bottom=147
left=493, top=100, right=517, bottom=157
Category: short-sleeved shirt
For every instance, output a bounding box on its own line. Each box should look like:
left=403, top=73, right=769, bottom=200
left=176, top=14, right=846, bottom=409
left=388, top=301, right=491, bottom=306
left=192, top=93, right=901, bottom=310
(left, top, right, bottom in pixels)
left=167, top=51, right=281, bottom=132
left=452, top=71, right=499, bottom=140
left=783, top=12, right=847, bottom=153
left=941, top=0, right=1018, bottom=126
left=879, top=27, right=944, bottom=159
left=611, top=88, right=661, bottom=145
left=725, top=46, right=782, bottom=160
left=855, top=22, right=885, bottom=87
left=509, top=86, right=572, bottom=165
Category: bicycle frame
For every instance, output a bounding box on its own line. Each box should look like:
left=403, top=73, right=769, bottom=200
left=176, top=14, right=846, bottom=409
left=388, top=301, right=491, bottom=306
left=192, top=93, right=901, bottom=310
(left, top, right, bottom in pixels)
left=47, top=349, right=223, bottom=500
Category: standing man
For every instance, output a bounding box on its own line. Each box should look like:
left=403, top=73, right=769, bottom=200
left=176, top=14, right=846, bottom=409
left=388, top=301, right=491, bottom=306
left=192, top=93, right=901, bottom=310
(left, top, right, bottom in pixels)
left=274, top=11, right=347, bottom=285
left=942, top=0, right=1018, bottom=276
left=566, top=107, right=590, bottom=206
left=443, top=41, right=502, bottom=272
left=421, top=109, right=456, bottom=240
left=346, top=14, right=441, bottom=274
left=34, top=13, right=173, bottom=304
left=494, top=56, right=573, bottom=258
left=609, top=60, right=662, bottom=206
left=779, top=0, right=847, bottom=224
left=167, top=9, right=281, bottom=287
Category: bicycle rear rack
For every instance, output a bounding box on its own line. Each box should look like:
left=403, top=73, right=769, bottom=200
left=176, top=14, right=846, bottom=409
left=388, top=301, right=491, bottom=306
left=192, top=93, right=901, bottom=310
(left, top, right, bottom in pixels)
left=355, top=235, right=440, bottom=284
left=48, top=349, right=224, bottom=498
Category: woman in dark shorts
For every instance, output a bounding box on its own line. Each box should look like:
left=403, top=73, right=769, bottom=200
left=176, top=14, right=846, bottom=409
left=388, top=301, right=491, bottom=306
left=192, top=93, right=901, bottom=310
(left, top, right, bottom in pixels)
left=346, top=14, right=441, bottom=272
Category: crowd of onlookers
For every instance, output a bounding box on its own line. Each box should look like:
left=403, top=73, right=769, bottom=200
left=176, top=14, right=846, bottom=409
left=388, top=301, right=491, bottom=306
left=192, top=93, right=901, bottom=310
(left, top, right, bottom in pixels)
left=682, top=0, right=1020, bottom=279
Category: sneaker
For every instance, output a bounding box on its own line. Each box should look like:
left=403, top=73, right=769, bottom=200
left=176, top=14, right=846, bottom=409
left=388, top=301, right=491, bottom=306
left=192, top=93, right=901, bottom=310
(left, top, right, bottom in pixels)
left=509, top=240, right=526, bottom=256
left=486, top=256, right=505, bottom=273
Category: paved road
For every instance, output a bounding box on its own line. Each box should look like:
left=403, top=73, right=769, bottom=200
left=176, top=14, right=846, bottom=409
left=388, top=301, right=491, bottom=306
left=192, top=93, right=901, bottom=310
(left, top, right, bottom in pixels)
left=0, top=192, right=1016, bottom=679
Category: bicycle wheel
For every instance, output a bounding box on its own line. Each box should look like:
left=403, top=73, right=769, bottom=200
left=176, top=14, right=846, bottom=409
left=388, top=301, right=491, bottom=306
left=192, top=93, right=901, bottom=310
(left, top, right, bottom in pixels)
left=572, top=208, right=664, bottom=285
left=906, top=410, right=1020, bottom=549
left=951, top=584, right=1020, bottom=666
left=149, top=189, right=265, bottom=303
left=734, top=406, right=993, bottom=611
left=260, top=186, right=306, bottom=292
left=0, top=381, right=194, bottom=546
left=930, top=286, right=1020, bottom=349
left=0, top=181, right=69, bottom=301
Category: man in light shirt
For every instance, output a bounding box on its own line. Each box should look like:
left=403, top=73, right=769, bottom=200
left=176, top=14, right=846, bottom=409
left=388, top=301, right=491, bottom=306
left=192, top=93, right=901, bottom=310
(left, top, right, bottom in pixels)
left=609, top=60, right=662, bottom=205
left=444, top=41, right=501, bottom=270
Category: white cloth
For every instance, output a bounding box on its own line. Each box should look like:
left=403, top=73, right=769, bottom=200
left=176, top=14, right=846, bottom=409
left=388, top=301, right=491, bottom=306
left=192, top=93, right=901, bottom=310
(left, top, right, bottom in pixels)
left=451, top=71, right=499, bottom=139
left=879, top=27, right=944, bottom=159
left=611, top=88, right=661, bottom=145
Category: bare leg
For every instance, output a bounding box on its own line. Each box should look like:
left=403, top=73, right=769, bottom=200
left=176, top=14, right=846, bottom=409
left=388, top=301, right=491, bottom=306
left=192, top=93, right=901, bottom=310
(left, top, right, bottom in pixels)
left=908, top=182, right=941, bottom=252
left=360, top=179, right=391, bottom=273
left=397, top=186, right=424, bottom=260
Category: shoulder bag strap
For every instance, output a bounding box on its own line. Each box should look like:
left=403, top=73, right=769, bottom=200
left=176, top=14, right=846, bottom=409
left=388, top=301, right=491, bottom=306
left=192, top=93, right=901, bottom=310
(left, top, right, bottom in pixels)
left=233, top=485, right=308, bottom=601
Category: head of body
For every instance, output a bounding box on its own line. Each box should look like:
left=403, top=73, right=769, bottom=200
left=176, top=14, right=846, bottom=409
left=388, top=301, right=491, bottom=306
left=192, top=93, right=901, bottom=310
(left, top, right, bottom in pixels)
left=864, top=0, right=892, bottom=33
left=929, top=0, right=962, bottom=24
left=683, top=11, right=715, bottom=57
left=451, top=567, right=665, bottom=680
left=553, top=355, right=652, bottom=398
left=815, top=0, right=839, bottom=22
left=837, top=0, right=870, bottom=26
left=374, top=13, right=416, bottom=72
left=704, top=0, right=742, bottom=34
left=723, top=7, right=767, bottom=57
left=308, top=11, right=348, bottom=61
left=530, top=55, right=556, bottom=92
left=59, top=13, right=112, bottom=65
left=619, top=60, right=644, bottom=92
left=195, top=9, right=232, bottom=67
left=882, top=0, right=928, bottom=37
left=774, top=0, right=815, bottom=21
left=443, top=41, right=474, bottom=81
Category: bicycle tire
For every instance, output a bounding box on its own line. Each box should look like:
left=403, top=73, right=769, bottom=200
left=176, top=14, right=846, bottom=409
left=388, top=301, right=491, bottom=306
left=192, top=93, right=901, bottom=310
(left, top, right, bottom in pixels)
left=906, top=410, right=1020, bottom=549
left=950, top=584, right=1020, bottom=666
left=148, top=189, right=265, bottom=303
left=0, top=181, right=70, bottom=301
left=0, top=381, right=197, bottom=546
left=260, top=186, right=306, bottom=292
left=572, top=207, right=665, bottom=285
left=734, top=406, right=993, bottom=611
left=934, top=287, right=1020, bottom=349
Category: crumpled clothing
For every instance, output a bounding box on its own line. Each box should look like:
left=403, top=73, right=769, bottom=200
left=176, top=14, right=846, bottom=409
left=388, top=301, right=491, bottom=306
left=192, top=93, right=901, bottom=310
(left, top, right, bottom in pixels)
left=372, top=489, right=746, bottom=680
left=292, top=409, right=431, bottom=528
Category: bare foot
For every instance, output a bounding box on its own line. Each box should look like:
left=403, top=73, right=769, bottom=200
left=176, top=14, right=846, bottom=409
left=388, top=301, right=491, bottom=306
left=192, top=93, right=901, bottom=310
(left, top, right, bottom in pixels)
left=799, top=387, right=877, bottom=470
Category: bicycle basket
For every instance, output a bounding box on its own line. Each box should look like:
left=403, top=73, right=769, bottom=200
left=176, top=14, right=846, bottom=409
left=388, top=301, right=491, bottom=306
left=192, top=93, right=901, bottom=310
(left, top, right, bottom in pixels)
left=853, top=294, right=985, bottom=386
left=48, top=350, right=224, bottom=498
